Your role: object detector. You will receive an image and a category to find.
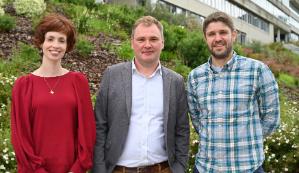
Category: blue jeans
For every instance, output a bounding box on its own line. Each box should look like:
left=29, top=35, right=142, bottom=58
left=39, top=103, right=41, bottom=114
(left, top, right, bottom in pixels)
left=193, top=165, right=264, bottom=173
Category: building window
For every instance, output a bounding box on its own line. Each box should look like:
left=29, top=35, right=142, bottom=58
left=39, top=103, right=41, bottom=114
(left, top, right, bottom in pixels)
left=237, top=30, right=247, bottom=44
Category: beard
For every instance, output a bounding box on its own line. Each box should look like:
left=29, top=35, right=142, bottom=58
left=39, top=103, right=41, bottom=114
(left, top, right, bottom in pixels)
left=209, top=41, right=233, bottom=59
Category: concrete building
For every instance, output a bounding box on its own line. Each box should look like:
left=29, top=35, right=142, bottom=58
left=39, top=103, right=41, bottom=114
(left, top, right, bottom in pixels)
left=105, top=0, right=299, bottom=44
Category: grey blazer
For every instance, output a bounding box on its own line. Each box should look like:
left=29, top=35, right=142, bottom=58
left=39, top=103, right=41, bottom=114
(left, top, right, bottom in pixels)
left=92, top=62, right=189, bottom=173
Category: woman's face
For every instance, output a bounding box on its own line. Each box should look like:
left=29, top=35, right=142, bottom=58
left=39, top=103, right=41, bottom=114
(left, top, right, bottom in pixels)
left=41, top=31, right=67, bottom=62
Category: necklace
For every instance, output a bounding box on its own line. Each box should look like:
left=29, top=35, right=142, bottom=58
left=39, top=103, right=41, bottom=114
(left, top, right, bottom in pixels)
left=43, top=77, right=61, bottom=94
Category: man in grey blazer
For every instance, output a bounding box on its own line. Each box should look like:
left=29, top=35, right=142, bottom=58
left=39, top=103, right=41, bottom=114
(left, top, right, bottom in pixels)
left=92, top=16, right=189, bottom=173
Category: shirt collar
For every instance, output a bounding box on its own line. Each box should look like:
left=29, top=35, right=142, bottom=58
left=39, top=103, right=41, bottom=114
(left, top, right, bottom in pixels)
left=132, top=60, right=162, bottom=77
left=208, top=51, right=237, bottom=72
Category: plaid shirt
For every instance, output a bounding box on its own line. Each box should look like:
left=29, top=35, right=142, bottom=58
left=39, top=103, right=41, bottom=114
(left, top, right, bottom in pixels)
left=187, top=53, right=280, bottom=172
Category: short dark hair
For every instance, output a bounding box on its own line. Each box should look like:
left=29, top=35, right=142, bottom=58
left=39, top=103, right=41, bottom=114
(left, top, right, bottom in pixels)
left=33, top=13, right=76, bottom=53
left=131, top=15, right=164, bottom=39
left=203, top=11, right=234, bottom=35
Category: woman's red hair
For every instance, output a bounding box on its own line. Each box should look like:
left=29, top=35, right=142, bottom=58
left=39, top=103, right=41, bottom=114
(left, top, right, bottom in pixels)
left=33, top=13, right=76, bottom=53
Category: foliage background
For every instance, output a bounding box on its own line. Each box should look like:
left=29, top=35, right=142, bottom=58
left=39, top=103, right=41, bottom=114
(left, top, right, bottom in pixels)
left=0, top=0, right=299, bottom=172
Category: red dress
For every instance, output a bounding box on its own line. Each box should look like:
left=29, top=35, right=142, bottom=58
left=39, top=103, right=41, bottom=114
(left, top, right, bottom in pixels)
left=11, top=72, right=96, bottom=173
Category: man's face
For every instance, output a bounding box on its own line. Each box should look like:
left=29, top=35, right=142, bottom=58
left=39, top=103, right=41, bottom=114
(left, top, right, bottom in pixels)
left=131, top=23, right=164, bottom=67
left=204, top=21, right=237, bottom=60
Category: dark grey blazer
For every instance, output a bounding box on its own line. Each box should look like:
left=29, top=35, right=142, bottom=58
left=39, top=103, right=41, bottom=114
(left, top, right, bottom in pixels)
left=92, top=62, right=189, bottom=173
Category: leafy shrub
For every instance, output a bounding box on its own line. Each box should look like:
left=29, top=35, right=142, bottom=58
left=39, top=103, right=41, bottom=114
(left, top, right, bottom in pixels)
left=60, top=3, right=90, bottom=34
left=0, top=42, right=40, bottom=75
left=0, top=14, right=16, bottom=32
left=0, top=0, right=4, bottom=16
left=263, top=99, right=299, bottom=172
left=91, top=4, right=144, bottom=37
left=247, top=40, right=263, bottom=53
left=163, top=21, right=187, bottom=52
left=54, top=0, right=95, bottom=9
left=75, top=37, right=94, bottom=57
left=87, top=18, right=125, bottom=37
left=263, top=42, right=299, bottom=67
left=0, top=7, right=4, bottom=16
left=76, top=10, right=90, bottom=34
left=108, top=5, right=140, bottom=34
left=174, top=60, right=191, bottom=79
left=87, top=18, right=108, bottom=34
left=0, top=103, right=16, bottom=172
left=97, top=5, right=142, bottom=35
left=233, top=43, right=246, bottom=56
left=160, top=51, right=178, bottom=62
left=188, top=125, right=198, bottom=173
left=177, top=31, right=210, bottom=68
left=268, top=42, right=287, bottom=52
left=13, top=0, right=46, bottom=18
left=0, top=74, right=15, bottom=105
left=264, top=123, right=299, bottom=172
left=162, top=23, right=176, bottom=51
left=115, top=40, right=133, bottom=60
left=278, top=73, right=299, bottom=88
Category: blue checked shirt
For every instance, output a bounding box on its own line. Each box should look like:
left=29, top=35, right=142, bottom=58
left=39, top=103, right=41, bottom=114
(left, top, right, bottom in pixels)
left=187, top=53, right=280, bottom=172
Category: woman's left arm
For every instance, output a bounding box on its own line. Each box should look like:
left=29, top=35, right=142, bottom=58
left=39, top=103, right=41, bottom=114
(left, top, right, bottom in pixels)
left=70, top=73, right=96, bottom=173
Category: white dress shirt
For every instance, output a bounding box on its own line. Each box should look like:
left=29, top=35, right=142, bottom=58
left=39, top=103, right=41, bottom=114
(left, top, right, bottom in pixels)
left=116, top=61, right=168, bottom=167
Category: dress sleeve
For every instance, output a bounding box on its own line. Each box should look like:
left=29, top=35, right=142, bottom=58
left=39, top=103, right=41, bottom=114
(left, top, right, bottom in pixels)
left=70, top=72, right=96, bottom=173
left=11, top=76, right=48, bottom=173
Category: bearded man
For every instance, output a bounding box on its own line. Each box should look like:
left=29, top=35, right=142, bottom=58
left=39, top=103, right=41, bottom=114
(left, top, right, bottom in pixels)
left=187, top=11, right=280, bottom=173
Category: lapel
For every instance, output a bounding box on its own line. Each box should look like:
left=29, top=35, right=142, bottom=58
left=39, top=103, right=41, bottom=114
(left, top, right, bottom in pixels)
left=122, top=62, right=132, bottom=118
left=162, top=66, right=172, bottom=130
